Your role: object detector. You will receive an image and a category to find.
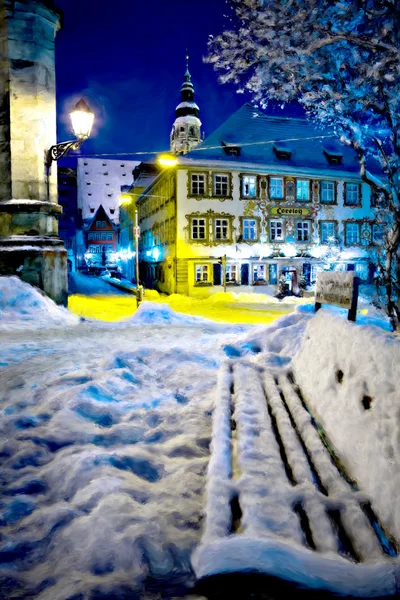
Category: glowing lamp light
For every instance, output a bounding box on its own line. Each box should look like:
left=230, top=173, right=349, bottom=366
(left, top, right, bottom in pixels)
left=70, top=99, right=95, bottom=140
left=158, top=154, right=178, bottom=168
left=120, top=194, right=132, bottom=205
left=152, top=247, right=161, bottom=261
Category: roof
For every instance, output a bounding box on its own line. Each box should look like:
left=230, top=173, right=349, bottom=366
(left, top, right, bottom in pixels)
left=84, top=205, right=118, bottom=232
left=181, top=103, right=381, bottom=176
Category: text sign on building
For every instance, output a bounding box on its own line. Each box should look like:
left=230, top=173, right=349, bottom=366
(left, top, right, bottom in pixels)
left=316, top=271, right=354, bottom=309
left=270, top=207, right=310, bottom=216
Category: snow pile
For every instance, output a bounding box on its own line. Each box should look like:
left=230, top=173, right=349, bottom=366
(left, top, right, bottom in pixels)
left=0, top=276, right=78, bottom=330
left=293, top=311, right=400, bottom=540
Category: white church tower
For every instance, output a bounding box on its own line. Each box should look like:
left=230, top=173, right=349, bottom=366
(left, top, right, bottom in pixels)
left=170, top=57, right=203, bottom=155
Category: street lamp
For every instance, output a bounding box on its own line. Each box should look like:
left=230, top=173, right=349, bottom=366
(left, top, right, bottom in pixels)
left=45, top=99, right=95, bottom=197
left=158, top=153, right=178, bottom=168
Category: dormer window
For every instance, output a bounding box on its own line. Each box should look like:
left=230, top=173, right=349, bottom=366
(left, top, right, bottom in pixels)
left=222, top=141, right=241, bottom=156
left=324, top=148, right=343, bottom=165
left=273, top=144, right=292, bottom=160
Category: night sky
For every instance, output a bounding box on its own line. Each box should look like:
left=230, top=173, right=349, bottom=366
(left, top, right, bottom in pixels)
left=55, top=0, right=249, bottom=160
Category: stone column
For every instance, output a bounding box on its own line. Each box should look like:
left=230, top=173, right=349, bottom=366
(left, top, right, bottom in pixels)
left=0, top=0, right=67, bottom=305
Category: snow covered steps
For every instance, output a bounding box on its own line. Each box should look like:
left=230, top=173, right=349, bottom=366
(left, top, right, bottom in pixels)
left=192, top=363, right=400, bottom=597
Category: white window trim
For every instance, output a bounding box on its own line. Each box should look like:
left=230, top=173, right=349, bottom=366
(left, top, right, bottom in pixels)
left=296, top=220, right=311, bottom=242
left=243, top=218, right=257, bottom=241
left=242, top=175, right=257, bottom=198
left=269, top=177, right=284, bottom=199
left=270, top=219, right=284, bottom=242
left=195, top=263, right=210, bottom=284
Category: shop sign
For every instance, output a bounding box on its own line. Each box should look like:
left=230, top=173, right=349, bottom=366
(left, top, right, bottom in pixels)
left=270, top=206, right=310, bottom=216
left=315, top=271, right=359, bottom=321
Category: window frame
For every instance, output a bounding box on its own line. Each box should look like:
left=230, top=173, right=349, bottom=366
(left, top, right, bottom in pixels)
left=344, top=221, right=361, bottom=246
left=344, top=182, right=362, bottom=207
left=242, top=218, right=258, bottom=242
left=195, top=263, right=211, bottom=285
left=269, top=219, right=284, bottom=242
left=214, top=217, right=230, bottom=241
left=252, top=263, right=268, bottom=284
left=190, top=172, right=207, bottom=196
left=296, top=220, right=311, bottom=242
left=190, top=217, right=207, bottom=241
left=269, top=177, right=284, bottom=200
left=226, top=264, right=238, bottom=284
left=296, top=179, right=311, bottom=202
left=241, top=174, right=257, bottom=199
left=320, top=180, right=337, bottom=204
left=213, top=173, right=230, bottom=197
left=319, top=220, right=337, bottom=244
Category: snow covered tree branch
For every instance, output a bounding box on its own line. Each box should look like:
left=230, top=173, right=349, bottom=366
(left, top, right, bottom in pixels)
left=207, top=0, right=400, bottom=329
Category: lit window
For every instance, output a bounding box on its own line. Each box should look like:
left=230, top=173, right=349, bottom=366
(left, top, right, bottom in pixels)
left=214, top=174, right=229, bottom=196
left=215, top=218, right=229, bottom=240
left=320, top=181, right=335, bottom=203
left=297, top=221, right=310, bottom=242
left=195, top=264, right=209, bottom=283
left=345, top=222, right=360, bottom=245
left=320, top=221, right=336, bottom=243
left=296, top=180, right=310, bottom=201
left=242, top=176, right=256, bottom=197
left=107, top=232, right=113, bottom=240
left=253, top=264, right=267, bottom=283
left=270, top=220, right=284, bottom=241
left=191, top=173, right=206, bottom=195
left=226, top=264, right=237, bottom=283
left=191, top=218, right=206, bottom=240
left=345, top=183, right=360, bottom=205
left=270, top=177, right=283, bottom=199
left=243, top=219, right=257, bottom=241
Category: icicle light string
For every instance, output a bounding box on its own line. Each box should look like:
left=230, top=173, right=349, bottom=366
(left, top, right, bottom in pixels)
left=76, top=134, right=335, bottom=159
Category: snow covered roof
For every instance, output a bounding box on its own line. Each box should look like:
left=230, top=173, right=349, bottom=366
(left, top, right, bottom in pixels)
left=181, top=103, right=381, bottom=176
left=84, top=205, right=118, bottom=231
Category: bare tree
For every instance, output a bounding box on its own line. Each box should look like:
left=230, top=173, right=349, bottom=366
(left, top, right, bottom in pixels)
left=207, top=0, right=400, bottom=329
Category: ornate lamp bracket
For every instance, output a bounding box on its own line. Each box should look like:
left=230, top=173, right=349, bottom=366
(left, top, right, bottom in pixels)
left=46, top=139, right=84, bottom=171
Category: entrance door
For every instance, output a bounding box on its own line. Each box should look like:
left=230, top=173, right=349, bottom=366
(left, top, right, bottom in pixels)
left=213, top=263, right=222, bottom=285
left=241, top=264, right=249, bottom=285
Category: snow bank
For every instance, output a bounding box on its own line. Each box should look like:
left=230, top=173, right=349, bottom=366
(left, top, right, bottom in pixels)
left=292, top=310, right=400, bottom=541
left=0, top=276, right=78, bottom=330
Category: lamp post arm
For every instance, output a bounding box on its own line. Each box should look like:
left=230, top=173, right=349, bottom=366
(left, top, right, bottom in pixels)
left=46, top=138, right=84, bottom=170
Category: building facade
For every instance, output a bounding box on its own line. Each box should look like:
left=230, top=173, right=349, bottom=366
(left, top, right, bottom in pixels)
left=133, top=104, right=380, bottom=296
left=77, top=157, right=140, bottom=225
left=84, top=205, right=118, bottom=269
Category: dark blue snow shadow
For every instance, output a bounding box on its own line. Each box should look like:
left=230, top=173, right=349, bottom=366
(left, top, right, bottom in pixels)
left=175, top=392, right=189, bottom=405
left=14, top=415, right=39, bottom=429
left=4, top=478, right=47, bottom=496
left=76, top=405, right=116, bottom=428
left=94, top=455, right=161, bottom=482
left=241, top=342, right=262, bottom=354
left=0, top=497, right=36, bottom=525
left=223, top=345, right=243, bottom=358
left=80, top=385, right=118, bottom=403
left=11, top=449, right=50, bottom=470
left=267, top=355, right=292, bottom=367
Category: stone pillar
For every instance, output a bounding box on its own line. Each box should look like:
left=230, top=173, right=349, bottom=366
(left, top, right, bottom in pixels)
left=0, top=0, right=67, bottom=305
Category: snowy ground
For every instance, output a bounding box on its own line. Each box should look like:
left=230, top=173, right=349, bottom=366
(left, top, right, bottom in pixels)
left=0, top=276, right=397, bottom=599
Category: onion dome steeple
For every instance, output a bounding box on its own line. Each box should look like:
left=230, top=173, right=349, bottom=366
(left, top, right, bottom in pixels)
left=170, top=56, right=202, bottom=155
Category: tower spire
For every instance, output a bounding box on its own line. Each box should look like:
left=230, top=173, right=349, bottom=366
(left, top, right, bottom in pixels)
left=170, top=56, right=203, bottom=155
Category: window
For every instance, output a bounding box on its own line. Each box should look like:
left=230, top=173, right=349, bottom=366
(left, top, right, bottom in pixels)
left=223, top=145, right=240, bottom=156
left=372, top=224, right=385, bottom=245
left=88, top=245, right=101, bottom=253
left=90, top=208, right=95, bottom=213
left=320, top=221, right=336, bottom=243
left=273, top=145, right=292, bottom=160
left=320, top=181, right=335, bottom=204
left=191, top=218, right=206, bottom=240
left=214, top=174, right=229, bottom=196
left=345, top=183, right=360, bottom=206
left=324, top=149, right=343, bottom=165
left=253, top=264, right=267, bottom=283
left=88, top=232, right=95, bottom=240
left=101, top=232, right=108, bottom=240
left=270, top=220, right=284, bottom=241
left=96, top=220, right=106, bottom=228
left=95, top=232, right=101, bottom=240
left=195, top=264, right=209, bottom=283
left=103, top=172, right=109, bottom=176
left=86, top=182, right=91, bottom=186
left=107, top=193, right=113, bottom=197
left=270, top=177, right=283, bottom=199
left=345, top=222, right=360, bottom=245
left=296, top=180, right=310, bottom=201
left=226, top=264, right=237, bottom=283
left=110, top=209, right=115, bottom=215
left=215, top=218, right=229, bottom=240
left=88, top=193, right=92, bottom=197
left=242, top=219, right=257, bottom=241
left=191, top=173, right=206, bottom=195
left=297, top=221, right=310, bottom=242
left=242, top=176, right=256, bottom=198
left=355, top=263, right=369, bottom=280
